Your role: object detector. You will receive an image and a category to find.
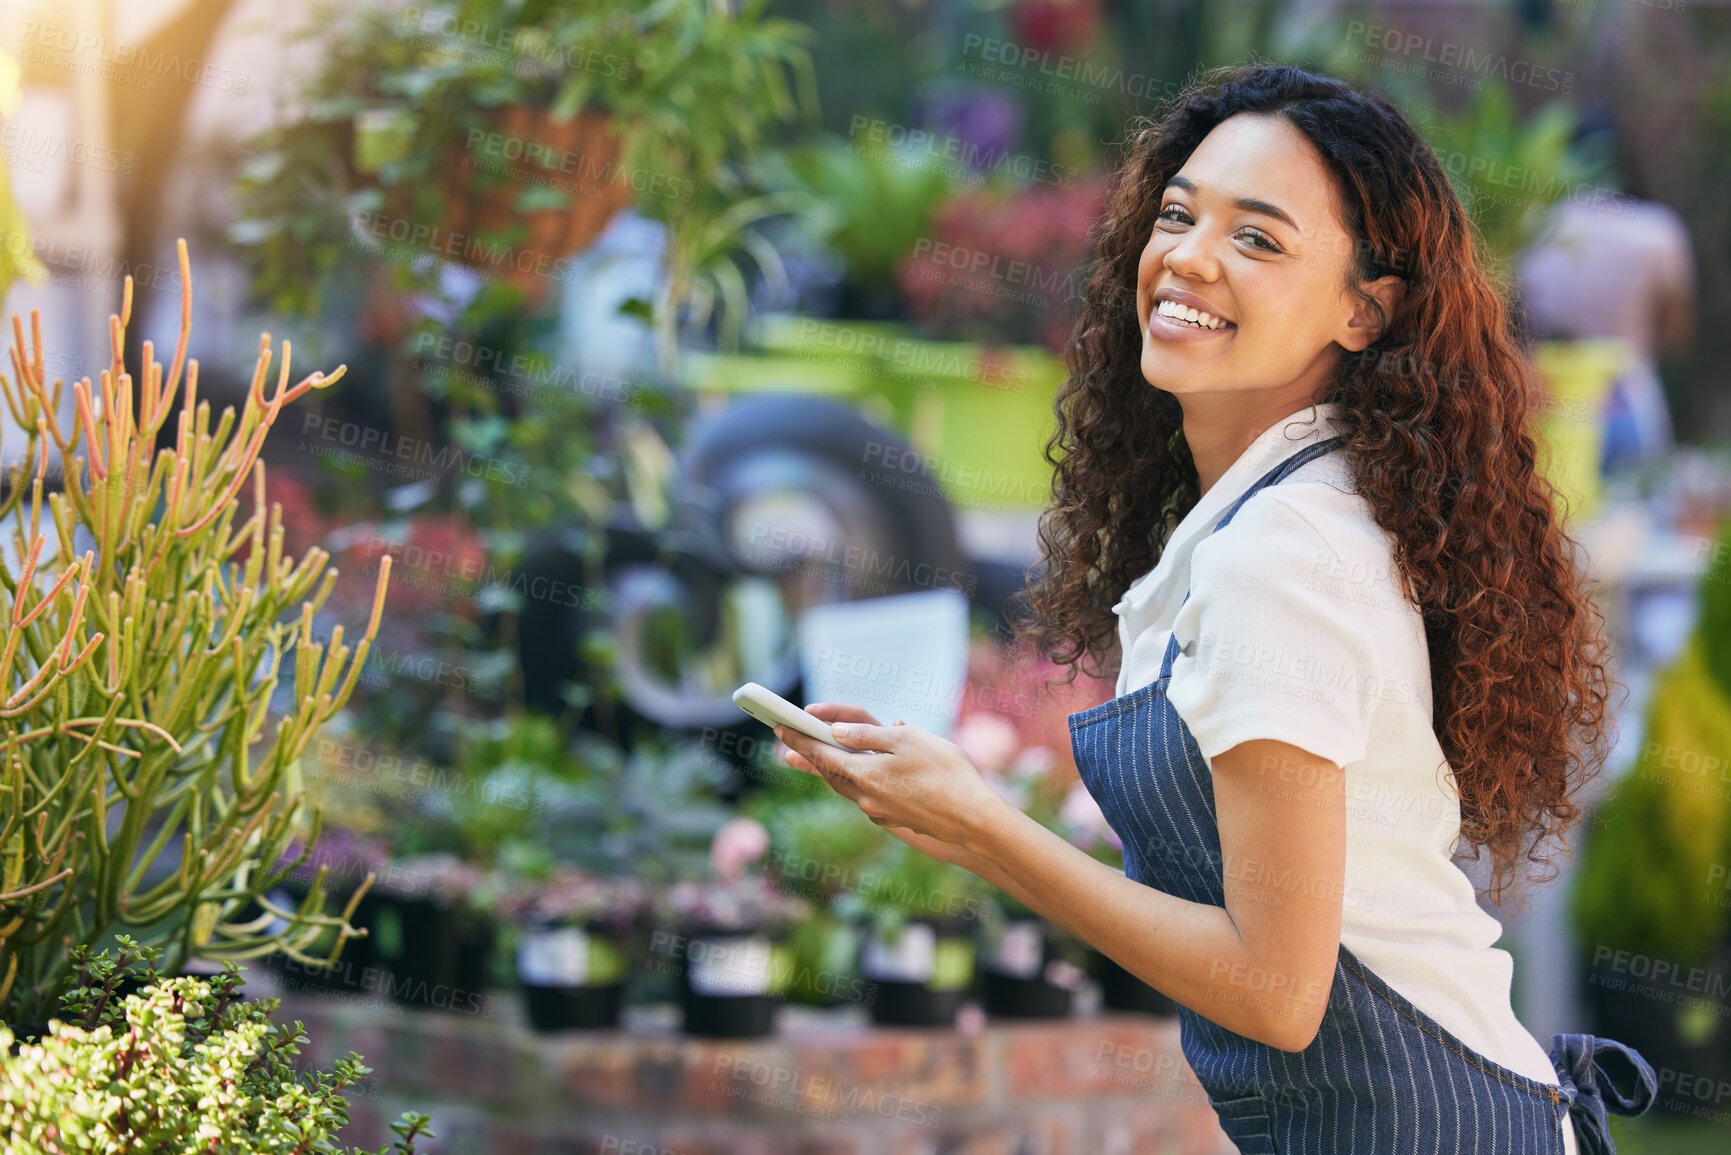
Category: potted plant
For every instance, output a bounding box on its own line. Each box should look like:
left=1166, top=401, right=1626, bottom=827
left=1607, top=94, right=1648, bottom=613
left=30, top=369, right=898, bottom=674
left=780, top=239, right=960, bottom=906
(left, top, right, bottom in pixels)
left=952, top=714, right=1089, bottom=1019
left=1570, top=516, right=1731, bottom=1112
left=500, top=865, right=647, bottom=1032
left=746, top=788, right=887, bottom=1009
left=0, top=938, right=432, bottom=1152
left=0, top=241, right=390, bottom=1027
left=369, top=853, right=501, bottom=1016
left=653, top=818, right=811, bottom=1038
left=233, top=0, right=818, bottom=372
left=844, top=840, right=989, bottom=1028
left=1054, top=780, right=1178, bottom=1016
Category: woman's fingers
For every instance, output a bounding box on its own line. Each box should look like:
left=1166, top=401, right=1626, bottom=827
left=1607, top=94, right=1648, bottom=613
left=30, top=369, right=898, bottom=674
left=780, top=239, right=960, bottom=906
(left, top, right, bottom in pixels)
left=775, top=724, right=866, bottom=804
left=805, top=702, right=882, bottom=727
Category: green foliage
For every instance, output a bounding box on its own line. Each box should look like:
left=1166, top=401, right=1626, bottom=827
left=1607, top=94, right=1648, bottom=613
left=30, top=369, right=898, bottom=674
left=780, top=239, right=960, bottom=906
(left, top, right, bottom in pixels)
left=1570, top=521, right=1731, bottom=966
left=1416, top=81, right=1593, bottom=277
left=376, top=714, right=734, bottom=885
left=744, top=772, right=991, bottom=934
left=1696, top=519, right=1731, bottom=699
left=232, top=0, right=819, bottom=370
left=0, top=244, right=389, bottom=1023
left=0, top=51, right=46, bottom=306
left=765, top=134, right=956, bottom=306
left=0, top=938, right=431, bottom=1155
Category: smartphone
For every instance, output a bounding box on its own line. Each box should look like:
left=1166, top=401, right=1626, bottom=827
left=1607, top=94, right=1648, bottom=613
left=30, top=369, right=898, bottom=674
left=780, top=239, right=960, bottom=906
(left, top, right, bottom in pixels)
left=732, top=682, right=855, bottom=751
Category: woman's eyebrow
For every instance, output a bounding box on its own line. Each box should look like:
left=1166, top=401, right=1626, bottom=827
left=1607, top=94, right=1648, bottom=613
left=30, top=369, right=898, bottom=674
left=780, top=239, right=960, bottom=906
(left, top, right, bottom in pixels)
left=1164, top=175, right=1300, bottom=233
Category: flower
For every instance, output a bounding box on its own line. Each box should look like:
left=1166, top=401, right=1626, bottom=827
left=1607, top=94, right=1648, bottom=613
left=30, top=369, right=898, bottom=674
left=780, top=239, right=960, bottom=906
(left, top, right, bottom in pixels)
left=1059, top=781, right=1120, bottom=853
left=1009, top=0, right=1103, bottom=56
left=710, top=816, right=770, bottom=882
left=500, top=866, right=648, bottom=931
left=898, top=179, right=1107, bottom=353
left=375, top=852, right=500, bottom=908
left=954, top=712, right=1023, bottom=776
left=273, top=828, right=389, bottom=889
left=653, top=875, right=810, bottom=935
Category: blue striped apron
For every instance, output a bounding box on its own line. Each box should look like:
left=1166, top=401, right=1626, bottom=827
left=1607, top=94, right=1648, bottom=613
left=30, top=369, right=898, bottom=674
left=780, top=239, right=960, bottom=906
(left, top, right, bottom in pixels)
left=1068, top=436, right=1657, bottom=1153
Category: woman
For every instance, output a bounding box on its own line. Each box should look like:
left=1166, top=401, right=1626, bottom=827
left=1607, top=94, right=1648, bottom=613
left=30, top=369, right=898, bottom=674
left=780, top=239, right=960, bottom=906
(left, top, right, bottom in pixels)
left=771, top=63, right=1657, bottom=1153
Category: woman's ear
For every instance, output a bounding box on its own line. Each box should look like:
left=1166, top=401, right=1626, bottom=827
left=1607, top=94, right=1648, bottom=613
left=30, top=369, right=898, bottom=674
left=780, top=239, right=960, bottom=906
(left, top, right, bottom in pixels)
left=1338, top=274, right=1407, bottom=352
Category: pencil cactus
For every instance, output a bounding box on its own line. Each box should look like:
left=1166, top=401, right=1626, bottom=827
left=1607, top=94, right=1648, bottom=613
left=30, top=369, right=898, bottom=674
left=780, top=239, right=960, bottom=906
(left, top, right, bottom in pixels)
left=0, top=240, right=392, bottom=1023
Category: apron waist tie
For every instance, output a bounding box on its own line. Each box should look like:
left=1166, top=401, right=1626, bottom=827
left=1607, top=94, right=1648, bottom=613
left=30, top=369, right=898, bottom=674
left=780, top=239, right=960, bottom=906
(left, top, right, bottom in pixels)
left=1548, top=1032, right=1659, bottom=1154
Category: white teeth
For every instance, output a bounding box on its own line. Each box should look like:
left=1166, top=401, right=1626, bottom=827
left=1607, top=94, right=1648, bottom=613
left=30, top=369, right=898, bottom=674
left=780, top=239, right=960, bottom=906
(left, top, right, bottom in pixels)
left=1156, top=299, right=1231, bottom=329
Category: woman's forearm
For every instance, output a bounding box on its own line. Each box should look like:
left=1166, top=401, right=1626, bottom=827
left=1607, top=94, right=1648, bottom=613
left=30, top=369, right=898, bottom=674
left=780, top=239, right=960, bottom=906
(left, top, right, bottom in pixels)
left=952, top=847, right=1062, bottom=925
left=959, top=805, right=1329, bottom=1051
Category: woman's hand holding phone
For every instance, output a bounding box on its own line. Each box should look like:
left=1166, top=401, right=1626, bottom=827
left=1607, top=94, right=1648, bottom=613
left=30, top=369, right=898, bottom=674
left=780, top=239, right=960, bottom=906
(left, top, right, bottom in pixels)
left=773, top=701, right=1008, bottom=867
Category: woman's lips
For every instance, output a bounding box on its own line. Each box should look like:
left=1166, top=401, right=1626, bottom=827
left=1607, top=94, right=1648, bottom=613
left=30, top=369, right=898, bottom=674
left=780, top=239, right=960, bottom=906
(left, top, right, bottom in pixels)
left=1146, top=307, right=1237, bottom=343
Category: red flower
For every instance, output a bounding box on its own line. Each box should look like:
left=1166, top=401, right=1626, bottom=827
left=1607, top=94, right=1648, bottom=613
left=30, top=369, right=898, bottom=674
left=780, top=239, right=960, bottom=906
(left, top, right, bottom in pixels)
left=1009, top=0, right=1103, bottom=57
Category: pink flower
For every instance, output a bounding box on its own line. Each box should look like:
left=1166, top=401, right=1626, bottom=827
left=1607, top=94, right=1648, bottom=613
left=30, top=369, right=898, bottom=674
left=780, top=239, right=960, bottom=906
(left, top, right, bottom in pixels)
left=954, top=712, right=1023, bottom=776
left=1059, top=781, right=1112, bottom=851
left=710, top=816, right=770, bottom=882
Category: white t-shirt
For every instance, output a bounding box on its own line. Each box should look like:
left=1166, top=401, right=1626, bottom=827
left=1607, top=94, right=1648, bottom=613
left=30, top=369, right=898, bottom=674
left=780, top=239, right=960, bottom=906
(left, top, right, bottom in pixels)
left=1113, top=402, right=1578, bottom=1153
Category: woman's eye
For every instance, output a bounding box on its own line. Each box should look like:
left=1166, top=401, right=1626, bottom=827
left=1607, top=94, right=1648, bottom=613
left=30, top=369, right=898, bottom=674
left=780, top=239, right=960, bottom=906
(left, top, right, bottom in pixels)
left=1157, top=207, right=1281, bottom=254
left=1240, top=230, right=1280, bottom=253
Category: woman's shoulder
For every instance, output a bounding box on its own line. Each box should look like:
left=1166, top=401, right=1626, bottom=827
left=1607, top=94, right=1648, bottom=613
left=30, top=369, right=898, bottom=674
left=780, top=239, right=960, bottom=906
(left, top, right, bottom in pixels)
left=1188, top=472, right=1417, bottom=624
left=1203, top=463, right=1390, bottom=566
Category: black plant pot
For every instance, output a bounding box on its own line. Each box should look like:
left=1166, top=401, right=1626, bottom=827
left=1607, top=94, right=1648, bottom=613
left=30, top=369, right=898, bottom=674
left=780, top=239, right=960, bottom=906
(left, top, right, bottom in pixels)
left=1580, top=945, right=1731, bottom=1118
left=1088, top=947, right=1178, bottom=1016
left=523, top=982, right=626, bottom=1031
left=979, top=915, right=1082, bottom=1019
left=675, top=925, right=789, bottom=1039
left=859, top=916, right=976, bottom=1027
left=378, top=895, right=494, bottom=1014
left=515, top=919, right=635, bottom=1032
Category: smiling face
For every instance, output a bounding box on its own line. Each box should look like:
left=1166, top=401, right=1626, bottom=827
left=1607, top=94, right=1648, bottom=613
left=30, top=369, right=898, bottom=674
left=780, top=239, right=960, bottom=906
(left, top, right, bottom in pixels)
left=1136, top=112, right=1399, bottom=415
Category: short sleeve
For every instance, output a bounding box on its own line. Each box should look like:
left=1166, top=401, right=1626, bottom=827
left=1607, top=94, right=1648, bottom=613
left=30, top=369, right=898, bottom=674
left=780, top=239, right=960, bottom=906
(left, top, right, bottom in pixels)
left=1164, top=486, right=1422, bottom=770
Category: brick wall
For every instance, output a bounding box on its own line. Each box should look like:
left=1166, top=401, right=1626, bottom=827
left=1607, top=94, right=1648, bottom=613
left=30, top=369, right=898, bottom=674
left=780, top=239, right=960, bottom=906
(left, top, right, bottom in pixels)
left=267, top=980, right=1237, bottom=1155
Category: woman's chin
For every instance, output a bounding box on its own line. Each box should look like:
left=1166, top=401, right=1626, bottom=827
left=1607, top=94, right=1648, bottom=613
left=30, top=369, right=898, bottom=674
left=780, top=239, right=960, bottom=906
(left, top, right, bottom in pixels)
left=1139, top=347, right=1212, bottom=394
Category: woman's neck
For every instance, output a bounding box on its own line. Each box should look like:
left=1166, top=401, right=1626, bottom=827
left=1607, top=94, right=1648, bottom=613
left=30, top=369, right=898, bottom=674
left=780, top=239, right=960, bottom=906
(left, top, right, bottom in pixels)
left=1180, top=390, right=1327, bottom=496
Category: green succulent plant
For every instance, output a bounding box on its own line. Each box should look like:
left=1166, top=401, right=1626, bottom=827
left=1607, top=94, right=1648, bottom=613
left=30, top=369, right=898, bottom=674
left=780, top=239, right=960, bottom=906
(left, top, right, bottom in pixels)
left=0, top=242, right=390, bottom=1023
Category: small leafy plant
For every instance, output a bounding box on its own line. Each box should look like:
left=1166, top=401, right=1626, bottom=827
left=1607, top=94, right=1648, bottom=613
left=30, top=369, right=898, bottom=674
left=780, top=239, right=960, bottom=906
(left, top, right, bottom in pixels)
left=0, top=937, right=432, bottom=1154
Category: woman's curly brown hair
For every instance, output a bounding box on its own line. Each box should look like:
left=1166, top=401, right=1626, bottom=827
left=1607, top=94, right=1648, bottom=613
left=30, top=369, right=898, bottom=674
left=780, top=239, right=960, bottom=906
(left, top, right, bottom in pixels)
left=1009, top=62, right=1614, bottom=907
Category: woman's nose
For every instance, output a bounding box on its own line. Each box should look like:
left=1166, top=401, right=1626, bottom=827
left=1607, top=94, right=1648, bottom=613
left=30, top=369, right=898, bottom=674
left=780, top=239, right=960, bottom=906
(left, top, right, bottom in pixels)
left=1162, top=229, right=1224, bottom=282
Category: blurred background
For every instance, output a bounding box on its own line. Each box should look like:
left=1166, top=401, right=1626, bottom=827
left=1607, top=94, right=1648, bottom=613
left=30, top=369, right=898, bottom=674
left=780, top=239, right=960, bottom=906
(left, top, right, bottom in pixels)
left=3, top=0, right=1730, bottom=1151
